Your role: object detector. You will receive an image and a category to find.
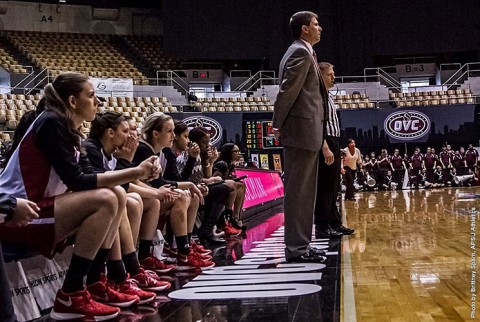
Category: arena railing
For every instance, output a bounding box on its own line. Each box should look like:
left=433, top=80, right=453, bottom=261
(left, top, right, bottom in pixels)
left=233, top=70, right=277, bottom=92
left=443, top=62, right=480, bottom=90
left=155, top=70, right=190, bottom=96
left=363, top=66, right=401, bottom=90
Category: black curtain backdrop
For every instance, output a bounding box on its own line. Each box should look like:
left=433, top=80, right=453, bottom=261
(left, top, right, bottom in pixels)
left=162, top=0, right=480, bottom=75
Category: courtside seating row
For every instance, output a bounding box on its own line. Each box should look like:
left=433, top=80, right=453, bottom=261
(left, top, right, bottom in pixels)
left=389, top=89, right=474, bottom=107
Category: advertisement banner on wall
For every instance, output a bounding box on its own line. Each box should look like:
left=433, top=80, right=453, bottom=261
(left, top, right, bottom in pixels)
left=250, top=153, right=259, bottom=168
left=91, top=78, right=134, bottom=98
left=272, top=154, right=282, bottom=172
left=235, top=168, right=284, bottom=209
left=259, top=154, right=269, bottom=169
left=338, top=104, right=479, bottom=146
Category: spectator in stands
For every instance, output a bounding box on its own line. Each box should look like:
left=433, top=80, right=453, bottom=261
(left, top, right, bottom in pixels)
left=0, top=195, right=40, bottom=322
left=134, top=112, right=214, bottom=270
left=342, top=139, right=362, bottom=200
left=314, top=62, right=353, bottom=239
left=0, top=72, right=160, bottom=321
left=187, top=92, right=198, bottom=103
left=213, top=143, right=248, bottom=231
left=272, top=11, right=327, bottom=263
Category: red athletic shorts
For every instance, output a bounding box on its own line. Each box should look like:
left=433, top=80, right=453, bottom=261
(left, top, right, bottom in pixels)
left=0, top=197, right=68, bottom=259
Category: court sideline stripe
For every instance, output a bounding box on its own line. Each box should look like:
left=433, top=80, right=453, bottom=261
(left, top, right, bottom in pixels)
left=342, top=200, right=357, bottom=322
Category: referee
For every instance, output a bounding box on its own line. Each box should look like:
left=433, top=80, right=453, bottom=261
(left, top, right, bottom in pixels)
left=314, top=62, right=355, bottom=238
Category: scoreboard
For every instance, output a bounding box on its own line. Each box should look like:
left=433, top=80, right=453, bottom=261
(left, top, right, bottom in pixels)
left=244, top=120, right=281, bottom=150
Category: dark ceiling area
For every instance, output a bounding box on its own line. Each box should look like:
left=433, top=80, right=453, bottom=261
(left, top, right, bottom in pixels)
left=13, top=0, right=162, bottom=9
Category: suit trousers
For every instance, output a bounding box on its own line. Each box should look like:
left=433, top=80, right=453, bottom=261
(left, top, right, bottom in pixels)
left=314, top=136, right=342, bottom=230
left=283, top=146, right=319, bottom=260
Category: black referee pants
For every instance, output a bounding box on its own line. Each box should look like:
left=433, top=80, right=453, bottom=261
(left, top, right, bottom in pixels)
left=314, top=136, right=342, bottom=230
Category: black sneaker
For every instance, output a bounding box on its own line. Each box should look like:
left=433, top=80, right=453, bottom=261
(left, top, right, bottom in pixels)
left=229, top=217, right=247, bottom=232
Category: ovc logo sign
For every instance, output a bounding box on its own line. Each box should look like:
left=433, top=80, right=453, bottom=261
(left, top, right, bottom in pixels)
left=183, top=116, right=223, bottom=145
left=384, top=110, right=431, bottom=140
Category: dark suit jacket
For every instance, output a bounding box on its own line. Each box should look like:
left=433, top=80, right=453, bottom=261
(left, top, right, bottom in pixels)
left=272, top=40, right=326, bottom=151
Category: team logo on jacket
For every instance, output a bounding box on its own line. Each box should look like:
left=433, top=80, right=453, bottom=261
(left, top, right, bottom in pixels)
left=183, top=116, right=222, bottom=144
left=384, top=110, right=430, bottom=140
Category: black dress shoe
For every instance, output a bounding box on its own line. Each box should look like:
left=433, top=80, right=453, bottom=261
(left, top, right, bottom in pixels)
left=315, top=227, right=343, bottom=239
left=334, top=225, right=355, bottom=235
left=286, top=252, right=326, bottom=263
left=307, top=246, right=326, bottom=256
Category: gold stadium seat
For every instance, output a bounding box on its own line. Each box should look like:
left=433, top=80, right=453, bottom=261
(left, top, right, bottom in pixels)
left=6, top=119, right=17, bottom=130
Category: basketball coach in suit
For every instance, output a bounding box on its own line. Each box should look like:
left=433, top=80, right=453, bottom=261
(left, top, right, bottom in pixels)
left=273, top=11, right=328, bottom=263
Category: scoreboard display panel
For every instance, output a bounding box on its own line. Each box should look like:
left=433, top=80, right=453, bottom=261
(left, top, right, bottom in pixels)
left=244, top=120, right=280, bottom=150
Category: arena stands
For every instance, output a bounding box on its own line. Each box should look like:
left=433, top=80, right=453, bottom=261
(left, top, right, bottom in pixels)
left=4, top=31, right=149, bottom=84
left=389, top=88, right=474, bottom=107
left=192, top=96, right=274, bottom=112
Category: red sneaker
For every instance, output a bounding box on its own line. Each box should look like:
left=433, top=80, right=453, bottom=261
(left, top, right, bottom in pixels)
left=223, top=222, right=242, bottom=236
left=87, top=274, right=139, bottom=308
left=139, top=255, right=176, bottom=273
left=162, top=243, right=178, bottom=263
left=114, top=277, right=156, bottom=305
left=142, top=269, right=161, bottom=281
left=177, top=250, right=215, bottom=271
left=191, top=240, right=212, bottom=255
left=191, top=245, right=213, bottom=261
left=195, top=251, right=213, bottom=262
left=50, top=289, right=120, bottom=321
left=131, top=268, right=171, bottom=292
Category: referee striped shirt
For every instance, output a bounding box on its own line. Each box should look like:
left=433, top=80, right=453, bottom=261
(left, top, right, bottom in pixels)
left=326, top=94, right=340, bottom=137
